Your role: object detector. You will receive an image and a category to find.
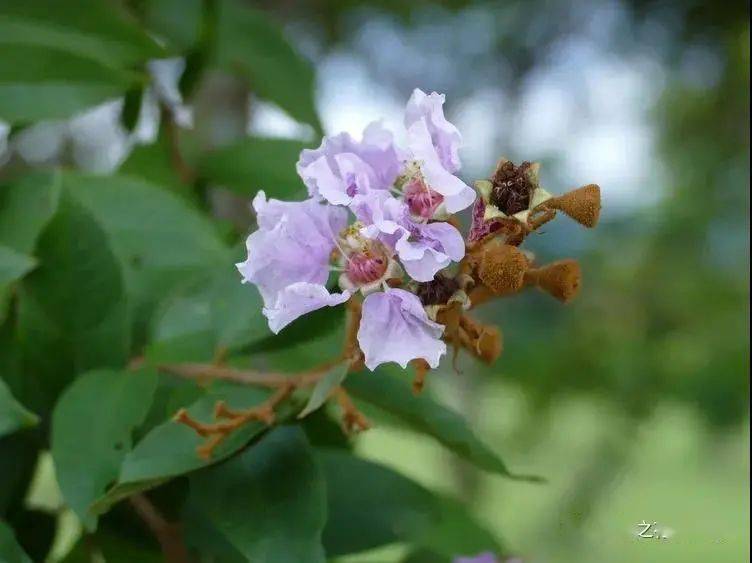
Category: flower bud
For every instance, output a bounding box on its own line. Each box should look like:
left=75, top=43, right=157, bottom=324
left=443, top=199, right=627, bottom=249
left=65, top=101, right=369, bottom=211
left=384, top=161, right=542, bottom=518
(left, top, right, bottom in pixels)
left=477, top=241, right=529, bottom=296
left=525, top=259, right=581, bottom=302
left=546, top=184, right=601, bottom=228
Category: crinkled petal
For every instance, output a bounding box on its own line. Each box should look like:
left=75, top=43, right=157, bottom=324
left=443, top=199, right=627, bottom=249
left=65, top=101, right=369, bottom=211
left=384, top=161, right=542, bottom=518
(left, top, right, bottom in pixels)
left=404, top=89, right=462, bottom=173
left=395, top=221, right=465, bottom=282
left=296, top=122, right=403, bottom=201
left=407, top=119, right=475, bottom=213
left=357, top=288, right=446, bottom=370
left=263, top=282, right=351, bottom=334
left=238, top=193, right=346, bottom=308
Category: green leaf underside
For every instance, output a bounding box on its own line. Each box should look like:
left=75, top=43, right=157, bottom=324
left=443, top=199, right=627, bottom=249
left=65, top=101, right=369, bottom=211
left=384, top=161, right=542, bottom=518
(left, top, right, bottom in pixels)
left=318, top=449, right=502, bottom=558
left=90, top=382, right=298, bottom=516
left=298, top=362, right=349, bottom=419
left=345, top=368, right=542, bottom=481
left=0, top=379, right=38, bottom=438
left=51, top=369, right=158, bottom=530
left=189, top=427, right=327, bottom=562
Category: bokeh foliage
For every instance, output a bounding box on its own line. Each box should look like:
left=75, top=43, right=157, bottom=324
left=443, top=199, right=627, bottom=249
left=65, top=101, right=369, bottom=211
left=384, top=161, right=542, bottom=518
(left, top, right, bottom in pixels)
left=0, top=0, right=748, bottom=562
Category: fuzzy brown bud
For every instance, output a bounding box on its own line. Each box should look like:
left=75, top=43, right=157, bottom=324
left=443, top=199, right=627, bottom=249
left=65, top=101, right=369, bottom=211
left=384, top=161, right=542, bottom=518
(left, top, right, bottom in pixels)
left=525, top=259, right=582, bottom=303
left=546, top=184, right=601, bottom=228
left=477, top=241, right=529, bottom=296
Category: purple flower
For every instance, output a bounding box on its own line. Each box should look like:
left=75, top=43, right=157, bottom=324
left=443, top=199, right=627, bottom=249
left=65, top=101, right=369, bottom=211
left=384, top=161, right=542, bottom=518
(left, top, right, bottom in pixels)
left=404, top=89, right=475, bottom=214
left=297, top=121, right=403, bottom=205
left=236, top=191, right=349, bottom=332
left=352, top=191, right=465, bottom=282
left=357, top=288, right=446, bottom=370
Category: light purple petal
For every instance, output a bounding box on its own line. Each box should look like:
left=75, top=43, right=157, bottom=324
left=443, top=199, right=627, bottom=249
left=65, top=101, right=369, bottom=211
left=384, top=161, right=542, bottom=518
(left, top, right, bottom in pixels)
left=404, top=89, right=462, bottom=173
left=407, top=119, right=475, bottom=213
left=296, top=122, right=403, bottom=204
left=395, top=221, right=465, bottom=282
left=237, top=192, right=346, bottom=308
left=263, top=282, right=350, bottom=333
left=357, top=288, right=446, bottom=370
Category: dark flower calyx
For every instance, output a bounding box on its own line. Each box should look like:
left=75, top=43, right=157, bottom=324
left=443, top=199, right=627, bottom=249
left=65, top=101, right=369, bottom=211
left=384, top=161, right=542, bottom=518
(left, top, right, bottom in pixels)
left=490, top=160, right=534, bottom=215
left=416, top=274, right=460, bottom=306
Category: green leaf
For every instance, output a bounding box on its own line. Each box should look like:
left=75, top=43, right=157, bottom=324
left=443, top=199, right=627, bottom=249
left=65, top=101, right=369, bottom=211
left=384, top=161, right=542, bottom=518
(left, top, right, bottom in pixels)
left=0, top=379, right=38, bottom=438
left=51, top=369, right=158, bottom=530
left=0, top=246, right=35, bottom=287
left=149, top=262, right=267, bottom=362
left=215, top=0, right=321, bottom=130
left=0, top=521, right=32, bottom=563
left=319, top=449, right=434, bottom=557
left=0, top=171, right=62, bottom=255
left=118, top=133, right=190, bottom=199
left=62, top=172, right=228, bottom=343
left=199, top=136, right=308, bottom=198
left=345, top=368, right=541, bottom=481
left=0, top=0, right=164, bottom=67
left=189, top=426, right=326, bottom=562
left=0, top=245, right=36, bottom=316
left=16, top=195, right=130, bottom=412
left=318, top=450, right=503, bottom=558
left=91, top=382, right=297, bottom=515
left=0, top=44, right=134, bottom=124
left=298, top=362, right=349, bottom=419
left=143, top=0, right=202, bottom=53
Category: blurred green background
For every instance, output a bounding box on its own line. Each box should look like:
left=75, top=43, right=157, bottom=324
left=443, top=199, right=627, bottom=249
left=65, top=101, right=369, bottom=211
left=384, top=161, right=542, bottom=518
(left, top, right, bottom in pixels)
left=1, top=0, right=749, bottom=562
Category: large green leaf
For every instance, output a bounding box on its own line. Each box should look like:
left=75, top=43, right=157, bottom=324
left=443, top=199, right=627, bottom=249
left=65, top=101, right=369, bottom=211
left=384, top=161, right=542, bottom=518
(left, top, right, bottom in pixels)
left=0, top=171, right=61, bottom=255
left=345, top=368, right=540, bottom=481
left=51, top=369, right=158, bottom=530
left=91, top=382, right=298, bottom=515
left=319, top=450, right=502, bottom=558
left=62, top=172, right=228, bottom=342
left=0, top=379, right=38, bottom=438
left=0, top=0, right=164, bottom=66
left=15, top=195, right=130, bottom=412
left=199, top=136, right=308, bottom=198
left=149, top=262, right=267, bottom=361
left=0, top=521, right=32, bottom=563
left=0, top=44, right=134, bottom=123
left=189, top=426, right=327, bottom=562
left=215, top=0, right=321, bottom=130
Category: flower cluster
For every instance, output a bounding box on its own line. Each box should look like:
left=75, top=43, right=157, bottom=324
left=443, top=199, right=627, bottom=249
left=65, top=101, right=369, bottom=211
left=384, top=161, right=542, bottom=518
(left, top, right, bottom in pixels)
left=237, top=88, right=601, bottom=377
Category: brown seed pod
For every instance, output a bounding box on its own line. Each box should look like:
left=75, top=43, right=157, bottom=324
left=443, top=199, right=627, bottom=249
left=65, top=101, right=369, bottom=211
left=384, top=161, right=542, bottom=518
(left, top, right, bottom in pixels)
left=525, top=259, right=582, bottom=303
left=477, top=241, right=529, bottom=295
left=545, top=184, right=601, bottom=228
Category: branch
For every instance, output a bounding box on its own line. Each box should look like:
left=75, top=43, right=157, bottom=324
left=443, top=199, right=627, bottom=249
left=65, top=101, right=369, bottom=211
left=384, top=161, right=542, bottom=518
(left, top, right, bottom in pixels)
left=129, top=494, right=191, bottom=563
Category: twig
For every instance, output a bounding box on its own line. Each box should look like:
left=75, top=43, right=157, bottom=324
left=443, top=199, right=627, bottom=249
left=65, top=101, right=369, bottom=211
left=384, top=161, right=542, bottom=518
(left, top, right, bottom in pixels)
left=129, top=494, right=191, bottom=563
left=334, top=387, right=370, bottom=434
